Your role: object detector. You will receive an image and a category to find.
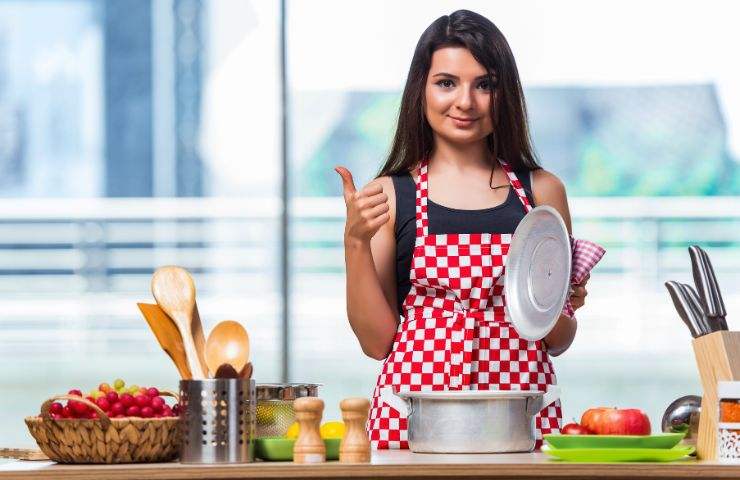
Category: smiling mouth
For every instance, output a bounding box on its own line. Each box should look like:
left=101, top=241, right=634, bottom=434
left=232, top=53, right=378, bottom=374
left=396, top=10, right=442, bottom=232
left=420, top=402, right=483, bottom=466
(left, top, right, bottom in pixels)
left=448, top=115, right=478, bottom=122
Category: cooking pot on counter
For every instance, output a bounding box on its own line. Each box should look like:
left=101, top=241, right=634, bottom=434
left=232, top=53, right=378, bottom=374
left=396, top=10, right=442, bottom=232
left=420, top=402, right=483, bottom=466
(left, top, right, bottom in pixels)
left=380, top=386, right=560, bottom=453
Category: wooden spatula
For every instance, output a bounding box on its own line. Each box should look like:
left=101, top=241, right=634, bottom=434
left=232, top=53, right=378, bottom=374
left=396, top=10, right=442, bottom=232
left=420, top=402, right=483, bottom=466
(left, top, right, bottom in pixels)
left=239, top=361, right=253, bottom=380
left=150, top=266, right=207, bottom=378
left=137, top=303, right=192, bottom=379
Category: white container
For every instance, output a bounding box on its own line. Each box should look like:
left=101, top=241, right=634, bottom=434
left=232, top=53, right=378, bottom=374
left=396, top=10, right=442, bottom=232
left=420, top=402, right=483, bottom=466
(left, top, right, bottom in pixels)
left=717, top=381, right=740, bottom=463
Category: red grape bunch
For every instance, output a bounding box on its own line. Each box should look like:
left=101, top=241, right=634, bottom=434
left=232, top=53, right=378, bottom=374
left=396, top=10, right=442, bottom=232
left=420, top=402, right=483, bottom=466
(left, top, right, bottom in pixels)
left=45, top=379, right=180, bottom=420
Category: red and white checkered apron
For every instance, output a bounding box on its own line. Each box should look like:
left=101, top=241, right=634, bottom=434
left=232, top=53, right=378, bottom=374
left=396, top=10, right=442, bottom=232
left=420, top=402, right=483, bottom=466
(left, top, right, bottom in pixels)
left=367, top=159, right=562, bottom=450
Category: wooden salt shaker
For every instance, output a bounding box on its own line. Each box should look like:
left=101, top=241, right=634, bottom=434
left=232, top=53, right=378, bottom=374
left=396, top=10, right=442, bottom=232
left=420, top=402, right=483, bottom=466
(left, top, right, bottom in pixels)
left=293, top=397, right=326, bottom=463
left=339, top=397, right=371, bottom=463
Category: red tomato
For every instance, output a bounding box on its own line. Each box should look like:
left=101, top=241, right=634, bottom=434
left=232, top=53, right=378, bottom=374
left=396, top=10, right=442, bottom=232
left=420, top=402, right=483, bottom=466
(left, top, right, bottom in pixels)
left=561, top=422, right=593, bottom=435
left=580, top=407, right=651, bottom=435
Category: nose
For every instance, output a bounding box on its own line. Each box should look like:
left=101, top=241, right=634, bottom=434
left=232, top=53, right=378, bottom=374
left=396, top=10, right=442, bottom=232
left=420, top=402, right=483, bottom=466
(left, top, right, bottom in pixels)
left=455, top=83, right=474, bottom=111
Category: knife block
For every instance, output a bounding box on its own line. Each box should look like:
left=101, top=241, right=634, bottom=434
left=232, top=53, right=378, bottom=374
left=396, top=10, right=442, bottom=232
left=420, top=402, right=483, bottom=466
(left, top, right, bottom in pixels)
left=691, top=330, right=740, bottom=459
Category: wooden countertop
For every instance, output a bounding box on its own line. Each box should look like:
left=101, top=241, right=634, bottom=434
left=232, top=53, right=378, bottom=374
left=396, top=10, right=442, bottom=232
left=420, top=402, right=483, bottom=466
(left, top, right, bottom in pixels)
left=1, top=450, right=739, bottom=479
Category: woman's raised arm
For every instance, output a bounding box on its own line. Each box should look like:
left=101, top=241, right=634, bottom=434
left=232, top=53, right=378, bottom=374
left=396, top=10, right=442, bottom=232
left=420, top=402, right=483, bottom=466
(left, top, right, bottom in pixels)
left=336, top=168, right=400, bottom=360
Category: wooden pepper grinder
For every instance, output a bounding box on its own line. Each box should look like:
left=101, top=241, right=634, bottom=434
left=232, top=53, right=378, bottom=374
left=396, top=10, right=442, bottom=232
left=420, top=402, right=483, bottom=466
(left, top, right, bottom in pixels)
left=293, top=397, right=326, bottom=463
left=339, top=397, right=371, bottom=463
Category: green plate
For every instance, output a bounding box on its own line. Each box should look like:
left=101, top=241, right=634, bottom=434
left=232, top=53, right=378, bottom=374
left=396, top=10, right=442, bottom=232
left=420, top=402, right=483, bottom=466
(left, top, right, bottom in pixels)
left=543, top=433, right=685, bottom=450
left=254, top=437, right=341, bottom=461
left=542, top=445, right=695, bottom=462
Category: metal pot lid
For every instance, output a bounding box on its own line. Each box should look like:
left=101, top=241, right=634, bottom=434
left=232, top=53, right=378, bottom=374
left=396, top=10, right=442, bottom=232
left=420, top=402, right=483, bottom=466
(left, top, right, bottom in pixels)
left=504, top=205, right=571, bottom=341
left=397, top=389, right=545, bottom=400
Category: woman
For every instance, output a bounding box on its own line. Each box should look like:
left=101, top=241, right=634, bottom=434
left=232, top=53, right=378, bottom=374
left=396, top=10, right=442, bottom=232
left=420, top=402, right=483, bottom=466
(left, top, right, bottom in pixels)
left=336, top=10, right=597, bottom=449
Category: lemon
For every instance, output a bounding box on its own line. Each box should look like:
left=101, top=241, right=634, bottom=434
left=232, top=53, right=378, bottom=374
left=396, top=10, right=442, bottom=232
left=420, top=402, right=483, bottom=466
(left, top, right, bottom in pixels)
left=320, top=421, right=345, bottom=439
left=285, top=421, right=300, bottom=439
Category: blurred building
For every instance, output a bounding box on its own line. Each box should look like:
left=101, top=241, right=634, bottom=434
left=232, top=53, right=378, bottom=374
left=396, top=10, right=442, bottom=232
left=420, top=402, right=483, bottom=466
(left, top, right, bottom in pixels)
left=0, top=0, right=206, bottom=199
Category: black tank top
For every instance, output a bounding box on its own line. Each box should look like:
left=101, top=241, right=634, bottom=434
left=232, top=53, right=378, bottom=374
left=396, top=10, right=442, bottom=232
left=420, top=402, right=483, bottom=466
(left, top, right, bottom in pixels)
left=391, top=167, right=536, bottom=315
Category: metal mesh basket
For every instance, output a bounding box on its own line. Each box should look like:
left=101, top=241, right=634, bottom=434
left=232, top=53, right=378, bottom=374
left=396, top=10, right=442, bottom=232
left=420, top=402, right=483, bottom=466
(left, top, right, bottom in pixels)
left=255, top=383, right=320, bottom=438
left=179, top=379, right=255, bottom=464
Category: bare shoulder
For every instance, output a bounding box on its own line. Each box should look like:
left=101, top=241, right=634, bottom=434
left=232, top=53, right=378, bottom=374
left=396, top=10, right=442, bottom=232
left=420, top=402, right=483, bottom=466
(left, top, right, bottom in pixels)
left=531, top=169, right=572, bottom=233
left=368, top=175, right=394, bottom=194
left=531, top=169, right=566, bottom=197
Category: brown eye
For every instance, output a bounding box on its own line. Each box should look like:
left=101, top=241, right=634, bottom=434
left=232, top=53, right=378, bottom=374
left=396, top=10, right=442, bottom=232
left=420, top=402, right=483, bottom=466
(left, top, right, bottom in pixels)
left=477, top=80, right=491, bottom=90
left=436, top=79, right=454, bottom=88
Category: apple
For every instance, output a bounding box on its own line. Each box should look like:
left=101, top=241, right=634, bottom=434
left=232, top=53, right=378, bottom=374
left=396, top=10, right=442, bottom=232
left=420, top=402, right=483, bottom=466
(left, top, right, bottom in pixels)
left=581, top=407, right=651, bottom=435
left=561, top=422, right=593, bottom=435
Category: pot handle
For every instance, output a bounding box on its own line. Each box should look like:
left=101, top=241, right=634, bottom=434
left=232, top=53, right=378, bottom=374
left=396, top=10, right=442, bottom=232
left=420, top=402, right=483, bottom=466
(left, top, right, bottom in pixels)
left=526, top=385, right=561, bottom=416
left=379, top=387, right=409, bottom=417
left=542, top=385, right=561, bottom=408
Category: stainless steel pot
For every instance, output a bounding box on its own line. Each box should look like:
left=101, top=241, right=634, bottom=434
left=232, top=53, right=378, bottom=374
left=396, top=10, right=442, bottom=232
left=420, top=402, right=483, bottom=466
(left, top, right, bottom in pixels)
left=380, top=386, right=560, bottom=453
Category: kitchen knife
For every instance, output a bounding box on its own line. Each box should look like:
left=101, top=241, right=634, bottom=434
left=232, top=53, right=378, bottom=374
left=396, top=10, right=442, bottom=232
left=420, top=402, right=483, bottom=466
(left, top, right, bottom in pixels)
left=698, top=247, right=728, bottom=330
left=675, top=282, right=709, bottom=335
left=665, top=281, right=700, bottom=338
left=689, top=246, right=716, bottom=316
left=680, top=283, right=714, bottom=334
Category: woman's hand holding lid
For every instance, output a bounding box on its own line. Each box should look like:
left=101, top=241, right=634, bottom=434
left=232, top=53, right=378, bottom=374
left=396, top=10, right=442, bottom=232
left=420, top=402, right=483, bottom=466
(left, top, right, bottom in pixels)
left=569, top=273, right=589, bottom=311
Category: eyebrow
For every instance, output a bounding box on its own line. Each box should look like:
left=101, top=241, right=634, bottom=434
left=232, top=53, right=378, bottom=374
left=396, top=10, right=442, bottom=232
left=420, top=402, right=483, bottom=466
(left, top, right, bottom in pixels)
left=431, top=72, right=491, bottom=80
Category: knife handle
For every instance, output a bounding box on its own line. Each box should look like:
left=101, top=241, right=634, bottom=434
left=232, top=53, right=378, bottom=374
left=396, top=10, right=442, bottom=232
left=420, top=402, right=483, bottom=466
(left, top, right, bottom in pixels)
left=665, top=281, right=699, bottom=338
left=699, top=247, right=727, bottom=318
left=689, top=246, right=714, bottom=314
left=681, top=283, right=713, bottom=334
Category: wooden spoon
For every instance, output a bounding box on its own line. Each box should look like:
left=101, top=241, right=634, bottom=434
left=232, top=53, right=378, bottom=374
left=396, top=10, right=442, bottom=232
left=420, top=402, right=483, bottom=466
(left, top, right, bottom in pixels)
left=239, top=362, right=253, bottom=380
left=137, top=303, right=192, bottom=379
left=191, top=302, right=208, bottom=376
left=151, top=266, right=207, bottom=378
left=213, top=362, right=253, bottom=380
left=214, top=363, right=239, bottom=378
left=205, top=320, right=250, bottom=378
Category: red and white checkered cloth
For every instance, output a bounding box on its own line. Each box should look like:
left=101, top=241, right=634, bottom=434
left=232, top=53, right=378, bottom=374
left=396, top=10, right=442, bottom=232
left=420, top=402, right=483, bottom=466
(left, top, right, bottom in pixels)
left=563, top=236, right=606, bottom=318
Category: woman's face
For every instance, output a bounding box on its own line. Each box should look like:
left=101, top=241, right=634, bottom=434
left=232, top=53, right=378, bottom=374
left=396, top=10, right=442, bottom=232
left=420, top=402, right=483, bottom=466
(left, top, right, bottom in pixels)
left=424, top=47, right=494, bottom=146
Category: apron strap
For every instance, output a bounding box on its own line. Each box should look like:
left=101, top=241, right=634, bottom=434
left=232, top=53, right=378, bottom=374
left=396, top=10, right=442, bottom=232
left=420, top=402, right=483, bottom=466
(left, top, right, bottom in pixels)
left=497, top=159, right=533, bottom=214
left=413, top=161, right=430, bottom=243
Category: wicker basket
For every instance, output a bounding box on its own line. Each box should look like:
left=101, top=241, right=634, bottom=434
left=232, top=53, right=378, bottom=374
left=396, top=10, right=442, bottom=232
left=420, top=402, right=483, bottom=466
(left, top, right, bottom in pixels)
left=25, top=392, right=181, bottom=464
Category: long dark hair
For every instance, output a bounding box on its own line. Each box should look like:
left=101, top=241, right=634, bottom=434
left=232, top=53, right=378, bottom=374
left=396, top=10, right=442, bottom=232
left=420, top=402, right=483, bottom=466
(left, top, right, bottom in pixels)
left=377, top=10, right=540, bottom=179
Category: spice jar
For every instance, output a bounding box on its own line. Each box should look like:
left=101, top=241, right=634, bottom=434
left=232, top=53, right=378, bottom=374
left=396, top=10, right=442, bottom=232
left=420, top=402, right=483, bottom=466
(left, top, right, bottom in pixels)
left=718, top=381, right=740, bottom=462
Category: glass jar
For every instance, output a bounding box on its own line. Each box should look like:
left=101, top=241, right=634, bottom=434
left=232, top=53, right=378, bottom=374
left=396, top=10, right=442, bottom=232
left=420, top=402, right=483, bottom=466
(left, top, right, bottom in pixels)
left=718, top=381, right=740, bottom=462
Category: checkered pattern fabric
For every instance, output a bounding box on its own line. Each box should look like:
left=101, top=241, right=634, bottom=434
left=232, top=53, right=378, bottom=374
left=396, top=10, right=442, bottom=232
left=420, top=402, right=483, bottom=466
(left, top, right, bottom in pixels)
left=563, top=237, right=606, bottom=317
left=368, top=160, right=564, bottom=450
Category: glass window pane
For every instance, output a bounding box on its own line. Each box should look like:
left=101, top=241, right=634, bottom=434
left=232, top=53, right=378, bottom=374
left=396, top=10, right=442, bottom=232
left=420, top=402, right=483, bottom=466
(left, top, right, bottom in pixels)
left=0, top=0, right=281, bottom=447
left=288, top=0, right=740, bottom=427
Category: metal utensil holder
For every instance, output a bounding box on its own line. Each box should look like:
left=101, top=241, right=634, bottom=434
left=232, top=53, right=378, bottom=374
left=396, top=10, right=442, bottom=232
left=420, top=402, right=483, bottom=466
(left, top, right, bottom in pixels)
left=179, top=379, right=255, bottom=464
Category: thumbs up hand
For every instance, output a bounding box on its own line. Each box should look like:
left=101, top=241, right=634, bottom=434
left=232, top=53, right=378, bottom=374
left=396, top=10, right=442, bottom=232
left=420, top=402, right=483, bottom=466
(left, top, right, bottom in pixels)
left=335, top=166, right=390, bottom=244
